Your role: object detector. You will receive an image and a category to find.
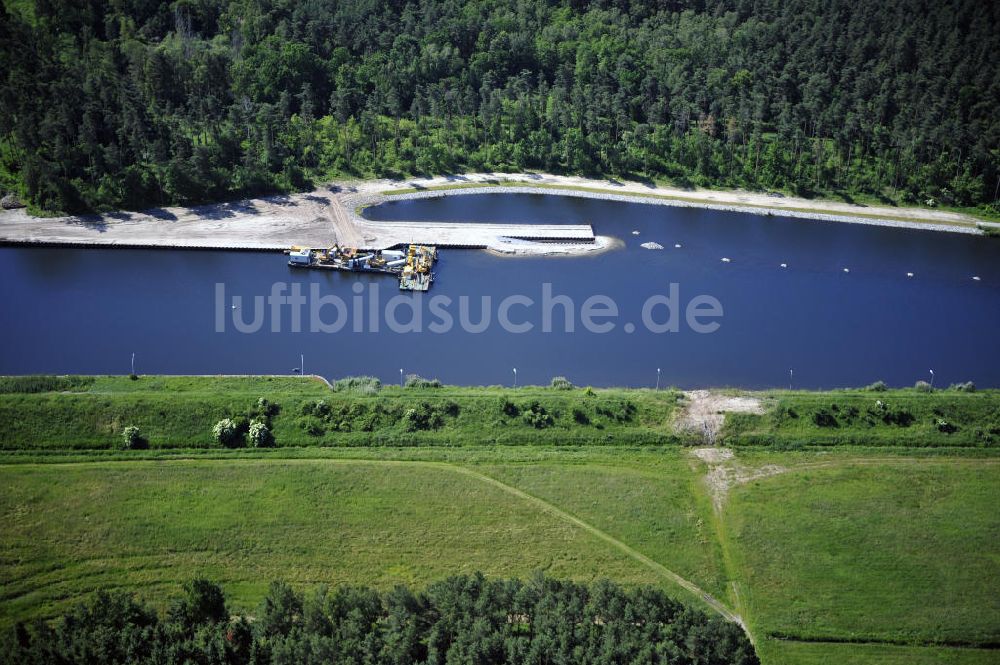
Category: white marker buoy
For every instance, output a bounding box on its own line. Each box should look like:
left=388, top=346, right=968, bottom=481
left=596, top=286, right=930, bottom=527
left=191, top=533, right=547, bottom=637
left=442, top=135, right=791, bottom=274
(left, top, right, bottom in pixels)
left=631, top=230, right=640, bottom=235
left=780, top=263, right=787, bottom=268
left=721, top=257, right=731, bottom=263
left=674, top=243, right=682, bottom=248
left=906, top=272, right=914, bottom=278
left=843, top=268, right=850, bottom=273
left=972, top=276, right=981, bottom=281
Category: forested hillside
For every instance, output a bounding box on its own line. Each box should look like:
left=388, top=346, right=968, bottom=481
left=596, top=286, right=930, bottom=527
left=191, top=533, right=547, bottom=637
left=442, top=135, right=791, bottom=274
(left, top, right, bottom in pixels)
left=1, top=0, right=997, bottom=214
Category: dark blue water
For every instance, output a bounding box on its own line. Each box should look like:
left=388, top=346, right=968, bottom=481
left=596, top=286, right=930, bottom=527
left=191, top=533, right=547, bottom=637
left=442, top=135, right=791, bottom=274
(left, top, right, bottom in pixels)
left=1, top=194, right=997, bottom=388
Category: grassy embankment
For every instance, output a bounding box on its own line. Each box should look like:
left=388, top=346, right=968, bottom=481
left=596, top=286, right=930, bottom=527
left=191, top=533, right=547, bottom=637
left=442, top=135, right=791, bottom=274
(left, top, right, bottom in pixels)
left=1, top=375, right=997, bottom=450
left=1, top=376, right=998, bottom=664
left=722, top=389, right=1000, bottom=448
left=0, top=375, right=685, bottom=449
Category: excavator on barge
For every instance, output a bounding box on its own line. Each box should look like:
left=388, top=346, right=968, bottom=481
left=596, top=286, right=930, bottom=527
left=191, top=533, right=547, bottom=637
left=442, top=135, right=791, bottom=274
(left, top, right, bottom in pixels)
left=287, top=244, right=438, bottom=292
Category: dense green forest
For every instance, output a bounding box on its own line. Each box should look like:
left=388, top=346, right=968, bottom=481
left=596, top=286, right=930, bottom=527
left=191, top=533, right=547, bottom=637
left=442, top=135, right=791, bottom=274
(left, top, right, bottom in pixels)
left=1, top=0, right=998, bottom=214
left=2, top=575, right=758, bottom=664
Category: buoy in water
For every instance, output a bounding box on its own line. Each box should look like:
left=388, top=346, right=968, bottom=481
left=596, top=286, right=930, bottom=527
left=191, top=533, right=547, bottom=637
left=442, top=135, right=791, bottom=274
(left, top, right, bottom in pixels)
left=843, top=268, right=850, bottom=273
left=906, top=272, right=914, bottom=278
left=721, top=257, right=731, bottom=263
left=631, top=230, right=640, bottom=235
left=674, top=243, right=682, bottom=248
left=779, top=263, right=787, bottom=268
left=972, top=276, right=981, bottom=281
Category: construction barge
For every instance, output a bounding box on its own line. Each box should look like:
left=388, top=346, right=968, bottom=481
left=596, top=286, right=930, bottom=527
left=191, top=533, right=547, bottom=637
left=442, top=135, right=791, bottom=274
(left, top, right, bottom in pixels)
left=287, top=244, right=438, bottom=291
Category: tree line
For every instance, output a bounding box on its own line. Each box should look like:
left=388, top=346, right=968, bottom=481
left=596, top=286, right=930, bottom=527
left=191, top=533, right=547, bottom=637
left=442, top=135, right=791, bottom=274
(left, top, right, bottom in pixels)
left=3, top=574, right=758, bottom=664
left=1, top=0, right=997, bottom=215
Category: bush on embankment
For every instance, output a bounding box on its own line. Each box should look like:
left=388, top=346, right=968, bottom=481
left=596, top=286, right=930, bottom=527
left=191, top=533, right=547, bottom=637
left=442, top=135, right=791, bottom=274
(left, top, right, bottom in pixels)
left=0, top=375, right=684, bottom=450
left=721, top=390, right=1000, bottom=447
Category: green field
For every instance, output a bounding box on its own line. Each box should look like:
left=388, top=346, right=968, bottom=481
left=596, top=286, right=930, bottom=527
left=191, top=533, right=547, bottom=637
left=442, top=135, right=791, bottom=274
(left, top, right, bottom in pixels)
left=726, top=459, right=1000, bottom=646
left=2, top=446, right=998, bottom=664
left=1, top=377, right=999, bottom=664
left=757, top=641, right=1000, bottom=665
left=0, top=458, right=671, bottom=628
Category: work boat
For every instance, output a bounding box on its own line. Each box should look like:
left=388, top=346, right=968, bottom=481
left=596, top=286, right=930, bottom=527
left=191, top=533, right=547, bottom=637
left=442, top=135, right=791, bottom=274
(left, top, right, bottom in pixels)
left=287, top=244, right=437, bottom=292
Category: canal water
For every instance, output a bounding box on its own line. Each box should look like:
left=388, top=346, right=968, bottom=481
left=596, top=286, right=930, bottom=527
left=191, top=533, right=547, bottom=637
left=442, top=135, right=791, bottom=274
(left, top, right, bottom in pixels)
left=1, top=193, right=997, bottom=388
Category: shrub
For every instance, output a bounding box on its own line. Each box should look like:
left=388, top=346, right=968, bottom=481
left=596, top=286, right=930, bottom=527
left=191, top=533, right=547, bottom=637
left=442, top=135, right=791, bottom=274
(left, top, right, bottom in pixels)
left=255, top=398, right=280, bottom=418
left=596, top=399, right=637, bottom=423
left=812, top=409, right=839, bottom=428
left=884, top=407, right=915, bottom=427
left=864, top=380, right=888, bottom=392
left=168, top=578, right=228, bottom=629
left=950, top=381, right=976, bottom=393
left=522, top=402, right=554, bottom=429
left=583, top=387, right=596, bottom=397
left=571, top=407, right=590, bottom=425
left=310, top=400, right=332, bottom=418
left=248, top=421, right=275, bottom=447
left=498, top=397, right=520, bottom=417
left=550, top=376, right=574, bottom=390
left=401, top=402, right=454, bottom=431
left=297, top=417, right=325, bottom=437
left=333, top=376, right=381, bottom=394
left=937, top=419, right=958, bottom=434
left=0, top=375, right=94, bottom=393
left=213, top=418, right=244, bottom=448
left=914, top=380, right=933, bottom=392
left=404, top=374, right=442, bottom=388
left=120, top=425, right=148, bottom=450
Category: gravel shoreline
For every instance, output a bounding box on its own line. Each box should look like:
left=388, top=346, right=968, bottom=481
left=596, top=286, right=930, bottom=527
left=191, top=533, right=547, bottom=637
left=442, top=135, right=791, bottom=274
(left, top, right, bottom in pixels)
left=359, top=185, right=985, bottom=235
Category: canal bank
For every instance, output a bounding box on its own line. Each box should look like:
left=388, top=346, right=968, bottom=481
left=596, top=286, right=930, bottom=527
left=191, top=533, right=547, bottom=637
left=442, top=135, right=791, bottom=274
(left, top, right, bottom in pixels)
left=0, top=173, right=995, bottom=257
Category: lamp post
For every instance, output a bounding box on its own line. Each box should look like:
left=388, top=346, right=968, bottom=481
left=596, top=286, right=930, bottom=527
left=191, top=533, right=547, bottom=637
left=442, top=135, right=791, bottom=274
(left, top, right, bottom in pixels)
left=400, top=368, right=404, bottom=388
left=131, top=352, right=135, bottom=376
left=513, top=368, right=517, bottom=389
left=656, top=368, right=661, bottom=391
left=929, top=369, right=934, bottom=389
left=789, top=368, right=793, bottom=391
left=301, top=354, right=304, bottom=375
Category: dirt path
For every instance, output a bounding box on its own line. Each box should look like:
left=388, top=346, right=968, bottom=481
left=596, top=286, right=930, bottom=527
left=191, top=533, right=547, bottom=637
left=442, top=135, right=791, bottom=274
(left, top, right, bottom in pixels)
left=690, top=447, right=787, bottom=513
left=448, top=464, right=748, bottom=632
left=674, top=390, right=765, bottom=444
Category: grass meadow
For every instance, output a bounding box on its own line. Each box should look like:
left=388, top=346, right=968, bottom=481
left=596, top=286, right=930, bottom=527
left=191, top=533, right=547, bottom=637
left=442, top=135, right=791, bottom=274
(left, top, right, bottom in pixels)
left=1, top=377, right=998, bottom=664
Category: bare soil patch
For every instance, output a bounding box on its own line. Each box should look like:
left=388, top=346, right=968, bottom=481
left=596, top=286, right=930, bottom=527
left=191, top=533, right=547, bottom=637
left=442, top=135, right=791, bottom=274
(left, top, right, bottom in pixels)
left=674, top=390, right=764, bottom=444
